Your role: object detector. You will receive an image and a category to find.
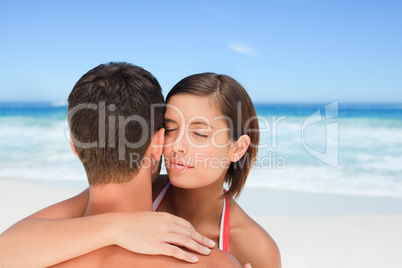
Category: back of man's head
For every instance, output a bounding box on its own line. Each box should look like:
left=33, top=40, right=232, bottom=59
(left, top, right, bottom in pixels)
left=68, top=62, right=164, bottom=185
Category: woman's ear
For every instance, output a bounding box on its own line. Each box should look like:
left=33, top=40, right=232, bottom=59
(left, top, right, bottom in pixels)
left=230, top=135, right=251, bottom=162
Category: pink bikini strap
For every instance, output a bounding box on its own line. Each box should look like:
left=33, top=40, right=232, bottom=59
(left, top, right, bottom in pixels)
left=152, top=182, right=170, bottom=211
left=220, top=189, right=230, bottom=253
left=153, top=183, right=230, bottom=252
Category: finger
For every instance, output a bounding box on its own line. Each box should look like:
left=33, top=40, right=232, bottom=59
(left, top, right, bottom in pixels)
left=244, top=263, right=252, bottom=268
left=170, top=217, right=215, bottom=248
left=164, top=233, right=211, bottom=256
left=161, top=244, right=199, bottom=263
left=185, top=228, right=215, bottom=249
left=171, top=225, right=215, bottom=249
left=190, top=230, right=216, bottom=249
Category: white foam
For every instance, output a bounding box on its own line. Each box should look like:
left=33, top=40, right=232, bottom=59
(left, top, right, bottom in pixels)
left=1, top=114, right=402, bottom=198
left=50, top=101, right=68, bottom=107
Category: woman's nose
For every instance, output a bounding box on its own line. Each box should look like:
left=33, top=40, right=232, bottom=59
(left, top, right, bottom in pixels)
left=171, top=135, right=188, bottom=155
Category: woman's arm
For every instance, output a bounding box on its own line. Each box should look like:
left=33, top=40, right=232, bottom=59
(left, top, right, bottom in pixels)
left=229, top=199, right=281, bottom=268
left=0, top=189, right=215, bottom=268
left=0, top=213, right=115, bottom=268
left=0, top=189, right=105, bottom=268
left=238, top=224, right=281, bottom=268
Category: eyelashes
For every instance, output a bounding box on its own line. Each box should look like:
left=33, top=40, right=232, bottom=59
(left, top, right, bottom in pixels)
left=193, top=132, right=208, bottom=139
left=165, top=129, right=208, bottom=139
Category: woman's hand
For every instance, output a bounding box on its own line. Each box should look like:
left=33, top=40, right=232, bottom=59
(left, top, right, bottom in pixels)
left=107, top=211, right=216, bottom=263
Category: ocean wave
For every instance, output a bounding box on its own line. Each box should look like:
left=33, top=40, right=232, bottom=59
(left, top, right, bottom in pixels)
left=50, top=101, right=68, bottom=107
left=247, top=166, right=402, bottom=198
left=1, top=103, right=401, bottom=198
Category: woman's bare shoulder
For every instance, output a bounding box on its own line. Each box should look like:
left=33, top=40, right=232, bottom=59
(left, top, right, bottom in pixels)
left=229, top=199, right=281, bottom=268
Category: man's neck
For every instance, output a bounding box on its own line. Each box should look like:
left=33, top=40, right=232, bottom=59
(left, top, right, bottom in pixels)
left=84, top=168, right=153, bottom=216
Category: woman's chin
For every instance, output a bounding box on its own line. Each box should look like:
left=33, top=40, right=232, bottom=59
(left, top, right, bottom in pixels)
left=167, top=173, right=195, bottom=189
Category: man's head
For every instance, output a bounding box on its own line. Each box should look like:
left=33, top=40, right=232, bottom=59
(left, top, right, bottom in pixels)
left=68, top=62, right=164, bottom=185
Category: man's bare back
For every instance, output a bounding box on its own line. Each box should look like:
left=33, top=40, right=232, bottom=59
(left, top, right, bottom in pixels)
left=50, top=245, right=241, bottom=268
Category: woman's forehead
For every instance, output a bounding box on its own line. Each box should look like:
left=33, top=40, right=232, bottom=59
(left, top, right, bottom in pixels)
left=165, top=94, right=230, bottom=128
left=165, top=94, right=220, bottom=119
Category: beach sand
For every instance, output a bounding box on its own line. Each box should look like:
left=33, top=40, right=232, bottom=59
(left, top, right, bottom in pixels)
left=238, top=188, right=402, bottom=268
left=1, top=177, right=402, bottom=268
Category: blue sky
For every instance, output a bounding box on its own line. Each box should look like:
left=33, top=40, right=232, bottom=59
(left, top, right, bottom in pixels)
left=0, top=0, right=401, bottom=103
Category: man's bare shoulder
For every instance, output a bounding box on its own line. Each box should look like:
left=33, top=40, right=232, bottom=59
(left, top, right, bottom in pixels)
left=203, top=248, right=241, bottom=268
left=104, top=247, right=241, bottom=268
left=50, top=246, right=241, bottom=268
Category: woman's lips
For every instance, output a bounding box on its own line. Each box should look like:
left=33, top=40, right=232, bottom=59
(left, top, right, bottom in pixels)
left=169, top=160, right=194, bottom=171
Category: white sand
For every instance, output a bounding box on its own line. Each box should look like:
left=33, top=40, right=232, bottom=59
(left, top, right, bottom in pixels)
left=0, top=177, right=81, bottom=232
left=253, top=215, right=402, bottom=268
left=1, top=177, right=402, bottom=268
left=238, top=188, right=402, bottom=268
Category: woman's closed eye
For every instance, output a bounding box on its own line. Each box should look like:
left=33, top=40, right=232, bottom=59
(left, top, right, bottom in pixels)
left=193, top=132, right=208, bottom=138
left=165, top=128, right=177, bottom=133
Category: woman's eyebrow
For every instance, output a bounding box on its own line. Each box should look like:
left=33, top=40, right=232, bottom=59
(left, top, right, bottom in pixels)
left=164, top=118, right=176, bottom=124
left=164, top=118, right=215, bottom=129
left=190, top=120, right=214, bottom=129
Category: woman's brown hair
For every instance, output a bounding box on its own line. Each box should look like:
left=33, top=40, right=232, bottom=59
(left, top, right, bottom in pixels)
left=166, top=73, right=259, bottom=199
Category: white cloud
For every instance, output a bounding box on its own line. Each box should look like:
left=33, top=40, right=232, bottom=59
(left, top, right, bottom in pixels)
left=228, top=42, right=255, bottom=56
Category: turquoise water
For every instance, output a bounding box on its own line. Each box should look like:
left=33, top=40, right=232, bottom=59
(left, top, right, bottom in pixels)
left=1, top=102, right=401, bottom=197
left=250, top=102, right=402, bottom=197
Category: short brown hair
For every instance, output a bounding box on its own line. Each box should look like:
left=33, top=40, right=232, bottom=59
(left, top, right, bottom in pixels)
left=68, top=62, right=164, bottom=185
left=166, top=73, right=259, bottom=199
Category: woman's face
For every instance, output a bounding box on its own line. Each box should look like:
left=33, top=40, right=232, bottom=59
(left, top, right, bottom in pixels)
left=163, top=94, right=234, bottom=189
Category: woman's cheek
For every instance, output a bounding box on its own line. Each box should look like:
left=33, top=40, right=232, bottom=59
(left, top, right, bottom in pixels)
left=200, top=146, right=215, bottom=158
left=162, top=147, right=170, bottom=157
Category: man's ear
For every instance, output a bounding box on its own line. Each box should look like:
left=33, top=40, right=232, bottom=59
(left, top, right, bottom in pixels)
left=230, top=135, right=251, bottom=162
left=150, top=128, right=165, bottom=162
left=70, top=138, right=78, bottom=157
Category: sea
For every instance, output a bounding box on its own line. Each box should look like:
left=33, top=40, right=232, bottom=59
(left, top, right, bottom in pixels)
left=1, top=101, right=401, bottom=198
